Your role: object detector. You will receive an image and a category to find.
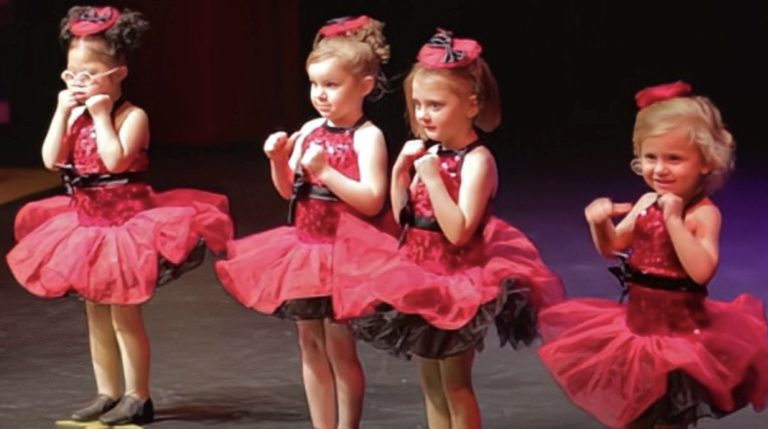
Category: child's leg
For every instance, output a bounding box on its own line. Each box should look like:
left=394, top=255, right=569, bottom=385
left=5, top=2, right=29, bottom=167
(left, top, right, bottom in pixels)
left=70, top=302, right=122, bottom=421
left=297, top=319, right=335, bottom=429
left=95, top=305, right=153, bottom=425
left=110, top=305, right=150, bottom=400
left=85, top=301, right=122, bottom=398
left=324, top=319, right=364, bottom=429
left=418, top=357, right=451, bottom=429
left=439, top=350, right=481, bottom=429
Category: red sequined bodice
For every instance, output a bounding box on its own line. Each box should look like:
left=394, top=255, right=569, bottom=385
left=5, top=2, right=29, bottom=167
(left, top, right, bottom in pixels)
left=294, top=123, right=363, bottom=243
left=627, top=203, right=688, bottom=279
left=625, top=202, right=708, bottom=335
left=403, top=144, right=487, bottom=274
left=64, top=111, right=151, bottom=227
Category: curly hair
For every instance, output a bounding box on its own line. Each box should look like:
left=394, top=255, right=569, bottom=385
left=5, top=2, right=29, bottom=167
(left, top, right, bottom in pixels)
left=60, top=6, right=149, bottom=65
left=307, top=17, right=390, bottom=101
left=632, top=95, right=735, bottom=192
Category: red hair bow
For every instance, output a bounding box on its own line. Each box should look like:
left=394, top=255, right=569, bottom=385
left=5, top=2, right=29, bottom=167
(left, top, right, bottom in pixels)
left=635, top=81, right=693, bottom=109
left=69, top=6, right=120, bottom=36
left=318, top=15, right=372, bottom=39
left=417, top=29, right=482, bottom=69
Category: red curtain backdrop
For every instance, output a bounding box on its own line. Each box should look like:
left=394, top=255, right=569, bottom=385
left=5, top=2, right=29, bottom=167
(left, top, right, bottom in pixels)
left=125, top=0, right=302, bottom=146
left=0, top=0, right=11, bottom=126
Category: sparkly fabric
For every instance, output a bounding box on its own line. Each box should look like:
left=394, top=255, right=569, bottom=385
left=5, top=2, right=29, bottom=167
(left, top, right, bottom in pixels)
left=538, top=201, right=768, bottom=428
left=215, top=121, right=389, bottom=319
left=293, top=124, right=362, bottom=243
left=6, top=109, right=233, bottom=304
left=331, top=141, right=565, bottom=359
left=403, top=149, right=486, bottom=274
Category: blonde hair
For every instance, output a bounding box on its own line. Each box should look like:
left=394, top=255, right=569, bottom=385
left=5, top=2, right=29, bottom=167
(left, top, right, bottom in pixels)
left=632, top=96, right=735, bottom=192
left=403, top=57, right=501, bottom=139
left=307, top=18, right=390, bottom=100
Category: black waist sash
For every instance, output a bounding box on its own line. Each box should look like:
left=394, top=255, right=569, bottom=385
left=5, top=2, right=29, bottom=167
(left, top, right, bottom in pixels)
left=286, top=172, right=340, bottom=225
left=57, top=164, right=146, bottom=194
left=608, top=253, right=707, bottom=303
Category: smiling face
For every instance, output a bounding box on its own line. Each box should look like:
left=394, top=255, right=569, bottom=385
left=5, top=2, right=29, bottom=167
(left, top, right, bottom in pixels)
left=639, top=127, right=712, bottom=199
left=307, top=56, right=371, bottom=127
left=409, top=70, right=478, bottom=148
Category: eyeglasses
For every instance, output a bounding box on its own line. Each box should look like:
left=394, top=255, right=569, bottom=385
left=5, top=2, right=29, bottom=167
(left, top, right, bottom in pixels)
left=60, top=67, right=120, bottom=85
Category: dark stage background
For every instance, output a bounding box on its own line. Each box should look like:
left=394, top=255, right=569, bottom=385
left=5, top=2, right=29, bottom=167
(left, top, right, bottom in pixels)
left=1, top=3, right=768, bottom=428
left=1, top=0, right=766, bottom=178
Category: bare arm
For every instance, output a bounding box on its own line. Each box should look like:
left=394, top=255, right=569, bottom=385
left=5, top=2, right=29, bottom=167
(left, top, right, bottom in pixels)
left=390, top=140, right=427, bottom=224
left=420, top=147, right=497, bottom=246
left=86, top=96, right=149, bottom=173
left=315, top=124, right=387, bottom=216
left=586, top=193, right=654, bottom=259
left=265, top=119, right=322, bottom=200
left=268, top=132, right=303, bottom=200
left=664, top=199, right=721, bottom=285
left=41, top=90, right=79, bottom=170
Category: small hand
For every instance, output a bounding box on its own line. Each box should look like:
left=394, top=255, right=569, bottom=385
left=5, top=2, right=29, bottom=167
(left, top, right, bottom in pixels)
left=414, top=153, right=440, bottom=181
left=56, top=89, right=78, bottom=116
left=657, top=193, right=684, bottom=221
left=396, top=139, right=427, bottom=169
left=300, top=142, right=328, bottom=175
left=585, top=197, right=632, bottom=225
left=85, top=94, right=113, bottom=117
left=264, top=131, right=299, bottom=161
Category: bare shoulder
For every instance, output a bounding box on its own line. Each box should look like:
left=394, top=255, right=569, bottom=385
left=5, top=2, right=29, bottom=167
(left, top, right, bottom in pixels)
left=116, top=102, right=148, bottom=127
left=464, top=144, right=495, bottom=165
left=355, top=121, right=384, bottom=138
left=354, top=121, right=384, bottom=144
left=687, top=198, right=721, bottom=225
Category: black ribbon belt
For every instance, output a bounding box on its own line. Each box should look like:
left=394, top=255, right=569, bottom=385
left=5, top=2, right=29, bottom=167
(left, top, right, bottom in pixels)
left=397, top=203, right=443, bottom=246
left=608, top=252, right=707, bottom=303
left=57, top=164, right=146, bottom=195
left=286, top=172, right=340, bottom=225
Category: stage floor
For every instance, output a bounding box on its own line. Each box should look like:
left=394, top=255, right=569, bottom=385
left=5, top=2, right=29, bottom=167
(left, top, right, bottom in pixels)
left=1, top=147, right=766, bottom=429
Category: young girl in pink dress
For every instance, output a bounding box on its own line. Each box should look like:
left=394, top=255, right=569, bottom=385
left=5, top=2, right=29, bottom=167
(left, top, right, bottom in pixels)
left=330, top=29, right=565, bottom=429
left=214, top=15, right=390, bottom=429
left=537, top=81, right=768, bottom=429
left=5, top=5, right=233, bottom=426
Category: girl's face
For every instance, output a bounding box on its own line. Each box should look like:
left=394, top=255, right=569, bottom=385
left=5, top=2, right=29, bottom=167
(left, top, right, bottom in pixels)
left=63, top=39, right=124, bottom=104
left=640, top=127, right=712, bottom=199
left=307, top=56, right=371, bottom=127
left=410, top=71, right=478, bottom=147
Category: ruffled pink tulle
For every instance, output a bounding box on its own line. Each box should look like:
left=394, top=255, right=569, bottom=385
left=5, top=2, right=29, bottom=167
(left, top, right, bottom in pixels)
left=331, top=213, right=565, bottom=330
left=7, top=189, right=233, bottom=305
left=214, top=226, right=335, bottom=314
left=537, top=294, right=768, bottom=428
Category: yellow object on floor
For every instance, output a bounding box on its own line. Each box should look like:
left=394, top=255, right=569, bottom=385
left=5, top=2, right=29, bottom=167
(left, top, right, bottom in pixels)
left=0, top=168, right=61, bottom=205
left=55, top=419, right=144, bottom=428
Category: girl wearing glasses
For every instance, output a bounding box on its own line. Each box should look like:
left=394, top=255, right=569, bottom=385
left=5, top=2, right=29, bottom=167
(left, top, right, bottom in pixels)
left=6, top=5, right=233, bottom=426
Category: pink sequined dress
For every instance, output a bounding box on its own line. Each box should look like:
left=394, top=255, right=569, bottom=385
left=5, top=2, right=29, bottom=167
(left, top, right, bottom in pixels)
left=214, top=119, right=396, bottom=319
left=6, top=103, right=234, bottom=305
left=537, top=201, right=768, bottom=428
left=331, top=140, right=565, bottom=359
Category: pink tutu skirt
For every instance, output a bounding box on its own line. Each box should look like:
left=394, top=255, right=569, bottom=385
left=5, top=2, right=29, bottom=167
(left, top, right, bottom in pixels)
left=537, top=289, right=768, bottom=427
left=7, top=189, right=233, bottom=305
left=330, top=213, right=565, bottom=358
